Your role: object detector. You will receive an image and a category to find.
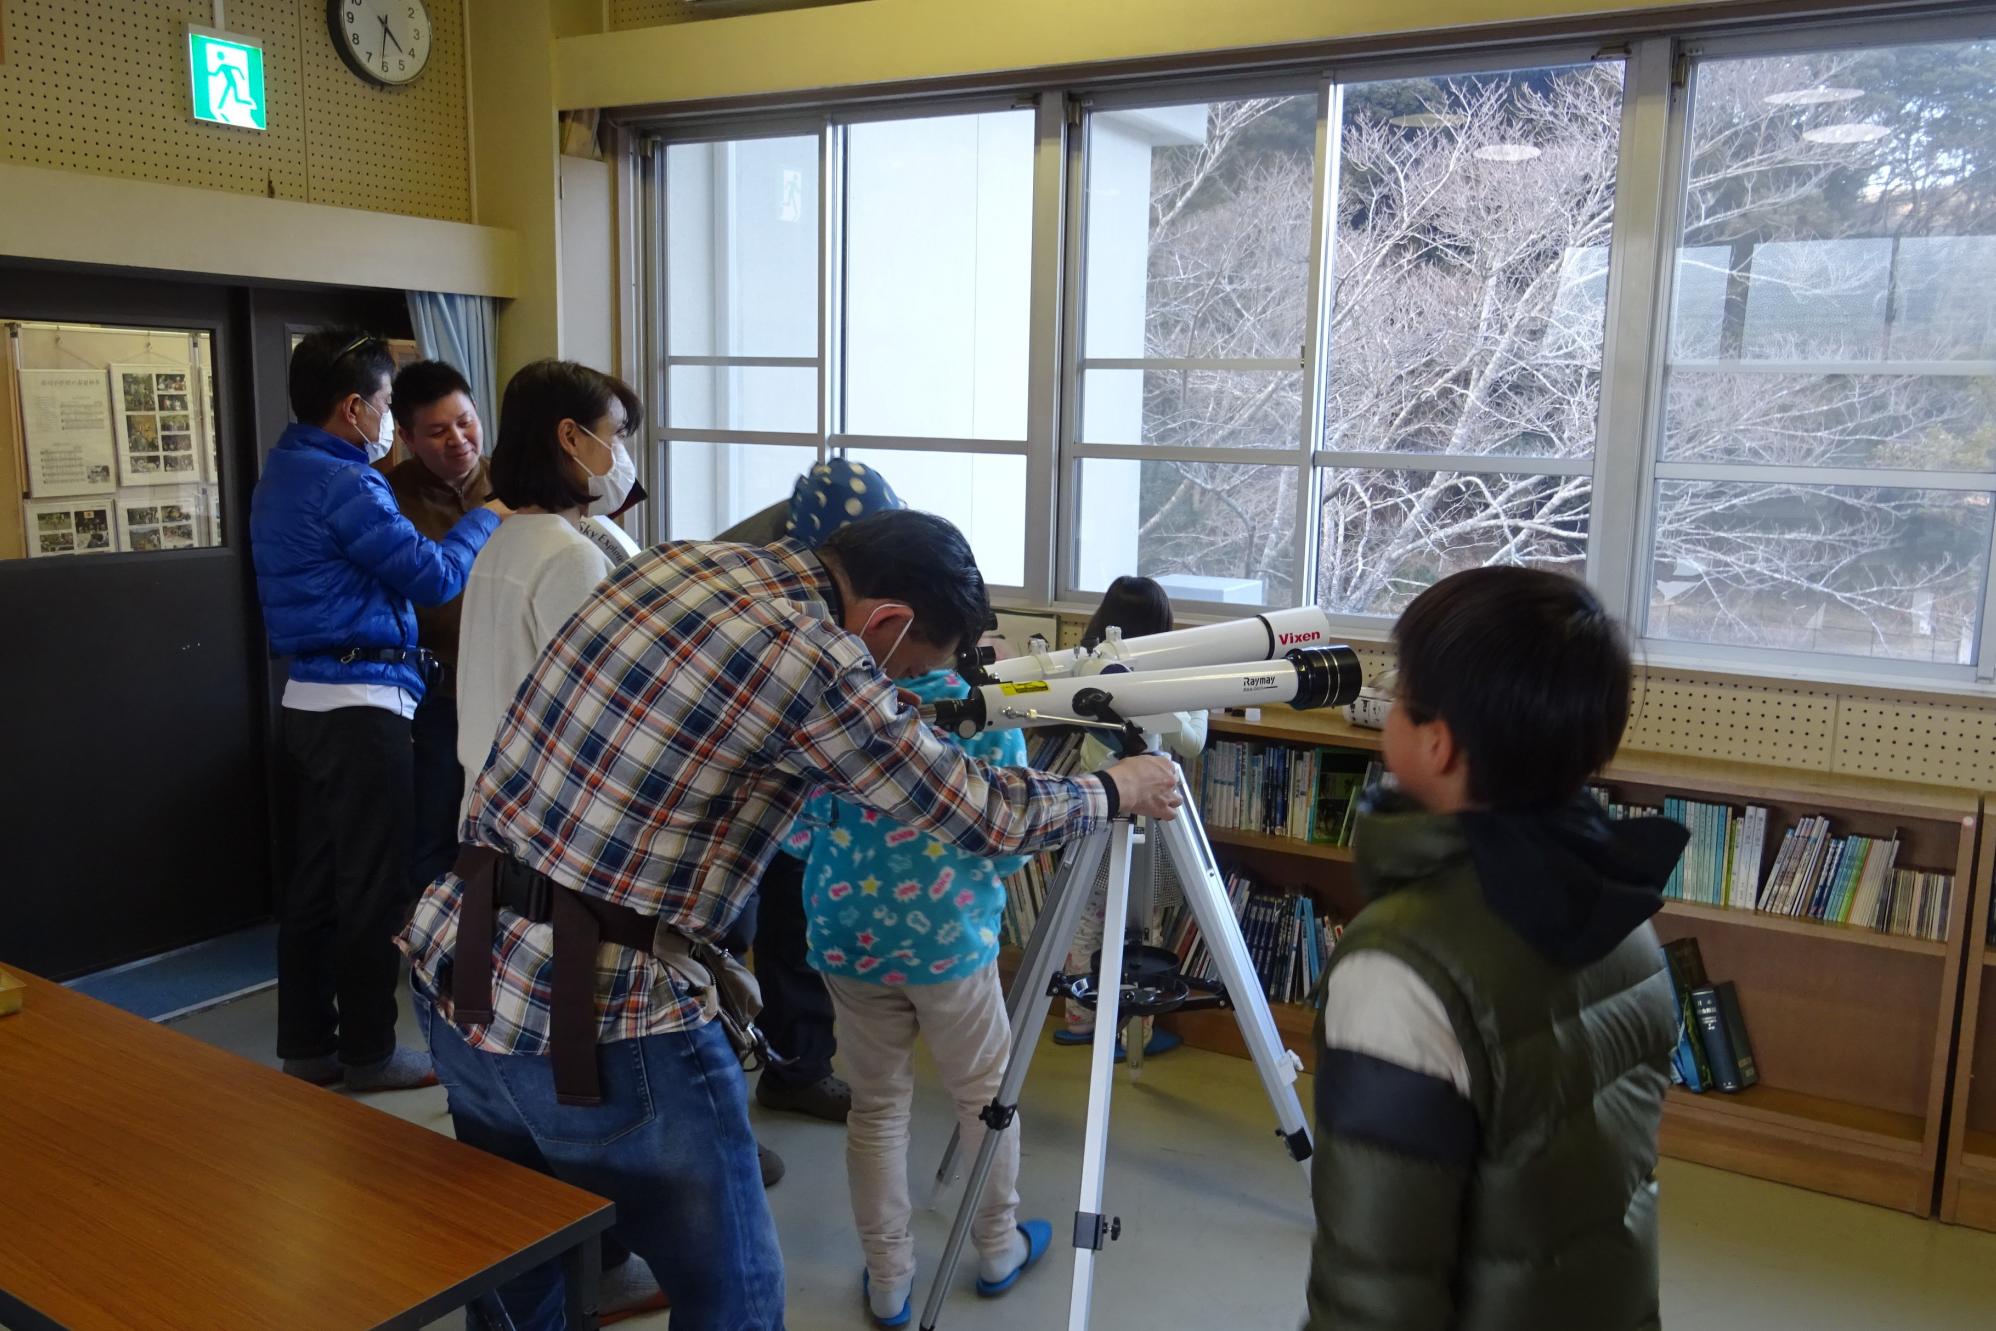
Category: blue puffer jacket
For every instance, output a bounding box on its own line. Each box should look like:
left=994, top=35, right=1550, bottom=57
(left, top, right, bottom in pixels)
left=250, top=422, right=499, bottom=697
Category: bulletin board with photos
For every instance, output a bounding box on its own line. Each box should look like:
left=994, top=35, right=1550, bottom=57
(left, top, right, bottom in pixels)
left=3, top=322, right=223, bottom=561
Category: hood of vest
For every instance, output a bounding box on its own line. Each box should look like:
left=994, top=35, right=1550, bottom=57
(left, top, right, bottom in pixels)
left=1354, top=792, right=1688, bottom=968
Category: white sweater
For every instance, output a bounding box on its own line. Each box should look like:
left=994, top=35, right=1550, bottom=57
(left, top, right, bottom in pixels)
left=454, top=515, right=612, bottom=809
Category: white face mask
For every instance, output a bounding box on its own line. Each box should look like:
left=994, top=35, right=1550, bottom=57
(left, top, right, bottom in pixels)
left=576, top=423, right=637, bottom=516
left=361, top=400, right=395, bottom=463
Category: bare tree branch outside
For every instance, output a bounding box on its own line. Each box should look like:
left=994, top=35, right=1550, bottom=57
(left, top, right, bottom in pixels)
left=1108, top=42, right=1996, bottom=666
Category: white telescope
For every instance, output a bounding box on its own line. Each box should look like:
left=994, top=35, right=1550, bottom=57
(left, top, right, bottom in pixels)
left=933, top=644, right=1362, bottom=740
left=987, top=605, right=1338, bottom=684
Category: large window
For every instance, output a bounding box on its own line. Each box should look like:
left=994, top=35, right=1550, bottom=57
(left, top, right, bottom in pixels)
left=643, top=18, right=1996, bottom=688
left=1648, top=38, right=1996, bottom=667
left=840, top=109, right=1037, bottom=587
left=662, top=133, right=821, bottom=541
left=1315, top=61, right=1621, bottom=617
left=1069, top=92, right=1317, bottom=604
left=655, top=109, right=1038, bottom=588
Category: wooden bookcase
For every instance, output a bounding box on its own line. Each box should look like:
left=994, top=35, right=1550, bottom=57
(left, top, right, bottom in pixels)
left=1171, top=707, right=1983, bottom=1216
left=1940, top=801, right=1996, bottom=1232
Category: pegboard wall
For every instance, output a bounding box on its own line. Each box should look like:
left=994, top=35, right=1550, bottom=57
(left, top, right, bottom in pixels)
left=0, top=0, right=471, bottom=223
left=608, top=0, right=856, bottom=29
left=1047, top=612, right=1996, bottom=789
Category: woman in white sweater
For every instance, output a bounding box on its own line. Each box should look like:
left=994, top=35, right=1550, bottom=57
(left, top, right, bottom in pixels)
left=454, top=360, right=644, bottom=806
left=449, top=359, right=675, bottom=1320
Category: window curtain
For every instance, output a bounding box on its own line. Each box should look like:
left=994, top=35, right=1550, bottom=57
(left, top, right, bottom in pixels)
left=405, top=291, right=498, bottom=452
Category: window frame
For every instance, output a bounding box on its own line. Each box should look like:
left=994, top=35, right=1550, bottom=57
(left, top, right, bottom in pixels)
left=626, top=10, right=1996, bottom=696
left=642, top=97, right=1055, bottom=600
left=1628, top=16, right=1996, bottom=688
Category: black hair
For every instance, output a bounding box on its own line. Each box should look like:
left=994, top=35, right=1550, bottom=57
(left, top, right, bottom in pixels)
left=289, top=327, right=394, bottom=426
left=822, top=510, right=991, bottom=656
left=490, top=359, right=644, bottom=512
left=1081, top=575, right=1175, bottom=649
left=391, top=360, right=474, bottom=426
left=1392, top=566, right=1631, bottom=810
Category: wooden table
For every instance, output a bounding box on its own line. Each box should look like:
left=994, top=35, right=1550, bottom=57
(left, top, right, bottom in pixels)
left=0, top=971, right=614, bottom=1330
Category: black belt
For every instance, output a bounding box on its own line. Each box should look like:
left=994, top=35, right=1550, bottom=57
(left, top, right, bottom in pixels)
left=451, top=845, right=656, bottom=1106
left=325, top=645, right=435, bottom=667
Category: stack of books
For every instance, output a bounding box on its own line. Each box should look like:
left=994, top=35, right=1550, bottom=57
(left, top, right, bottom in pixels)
left=1005, top=860, right=1345, bottom=1006
left=999, top=849, right=1058, bottom=950
left=1163, top=871, right=1343, bottom=1005
left=1659, top=798, right=1771, bottom=910
left=1590, top=788, right=1956, bottom=944
left=1755, top=822, right=1951, bottom=941
left=1660, top=937, right=1758, bottom=1094
left=1200, top=741, right=1380, bottom=846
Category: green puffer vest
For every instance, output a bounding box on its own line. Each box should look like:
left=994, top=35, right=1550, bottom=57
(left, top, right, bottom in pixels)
left=1309, top=809, right=1677, bottom=1331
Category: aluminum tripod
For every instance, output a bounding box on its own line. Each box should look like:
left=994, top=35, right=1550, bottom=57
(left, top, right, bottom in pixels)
left=916, top=761, right=1313, bottom=1331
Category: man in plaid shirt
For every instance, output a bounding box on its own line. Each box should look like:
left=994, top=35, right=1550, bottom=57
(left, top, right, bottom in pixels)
left=400, top=510, right=1180, bottom=1330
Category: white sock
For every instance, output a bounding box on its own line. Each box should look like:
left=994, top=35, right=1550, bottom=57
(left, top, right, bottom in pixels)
left=978, top=1230, right=1028, bottom=1284
left=868, top=1273, right=912, bottom=1319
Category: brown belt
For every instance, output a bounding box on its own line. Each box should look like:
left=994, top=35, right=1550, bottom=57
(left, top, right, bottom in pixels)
left=450, top=844, right=656, bottom=1106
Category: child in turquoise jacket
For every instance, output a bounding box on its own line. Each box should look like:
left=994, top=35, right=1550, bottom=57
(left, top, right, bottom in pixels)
left=785, top=666, right=1052, bottom=1326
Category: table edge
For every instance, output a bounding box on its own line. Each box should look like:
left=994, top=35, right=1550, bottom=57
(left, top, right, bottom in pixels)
left=371, top=1202, right=615, bottom=1331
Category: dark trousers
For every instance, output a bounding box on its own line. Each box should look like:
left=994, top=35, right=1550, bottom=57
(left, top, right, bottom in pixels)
left=411, top=681, right=466, bottom=889
left=276, top=705, right=416, bottom=1066
left=721, top=852, right=837, bottom=1088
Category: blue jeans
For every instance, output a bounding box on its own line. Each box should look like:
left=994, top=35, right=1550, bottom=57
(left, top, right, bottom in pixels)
left=419, top=1000, right=786, bottom=1330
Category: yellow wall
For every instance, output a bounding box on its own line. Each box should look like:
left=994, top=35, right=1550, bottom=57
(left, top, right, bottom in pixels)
left=556, top=0, right=1762, bottom=110
left=0, top=160, right=517, bottom=296
left=0, top=0, right=473, bottom=221
left=468, top=0, right=567, bottom=380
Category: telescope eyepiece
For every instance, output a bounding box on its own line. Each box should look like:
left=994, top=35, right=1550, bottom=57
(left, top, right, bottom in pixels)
left=1286, top=644, right=1364, bottom=711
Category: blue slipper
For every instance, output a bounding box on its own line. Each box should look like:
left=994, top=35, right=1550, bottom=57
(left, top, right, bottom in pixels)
left=1051, top=1028, right=1093, bottom=1046
left=976, top=1219, right=1052, bottom=1297
left=861, top=1271, right=911, bottom=1328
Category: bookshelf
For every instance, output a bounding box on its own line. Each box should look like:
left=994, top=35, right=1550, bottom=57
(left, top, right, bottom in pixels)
left=1180, top=705, right=1984, bottom=1216
left=1940, top=801, right=1996, bottom=1233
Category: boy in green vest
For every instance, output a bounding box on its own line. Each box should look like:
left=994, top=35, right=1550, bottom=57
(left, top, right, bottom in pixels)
left=1305, top=567, right=1688, bottom=1331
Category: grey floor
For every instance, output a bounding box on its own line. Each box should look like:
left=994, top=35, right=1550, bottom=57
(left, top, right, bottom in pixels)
left=172, top=991, right=1996, bottom=1330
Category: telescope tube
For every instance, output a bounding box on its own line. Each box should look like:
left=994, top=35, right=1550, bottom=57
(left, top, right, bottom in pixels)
left=933, top=645, right=1362, bottom=739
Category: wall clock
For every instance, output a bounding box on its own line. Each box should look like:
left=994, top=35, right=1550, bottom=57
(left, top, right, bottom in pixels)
left=329, top=1, right=431, bottom=87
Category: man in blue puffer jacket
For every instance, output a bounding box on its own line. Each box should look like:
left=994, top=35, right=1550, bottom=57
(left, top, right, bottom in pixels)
left=251, top=329, right=508, bottom=1092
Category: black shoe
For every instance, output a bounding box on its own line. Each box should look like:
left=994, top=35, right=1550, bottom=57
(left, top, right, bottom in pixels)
left=759, top=1142, right=786, bottom=1189
left=757, top=1071, right=853, bottom=1123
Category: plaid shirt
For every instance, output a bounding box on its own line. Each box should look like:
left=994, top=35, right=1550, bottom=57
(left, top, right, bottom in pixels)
left=398, top=538, right=1111, bottom=1055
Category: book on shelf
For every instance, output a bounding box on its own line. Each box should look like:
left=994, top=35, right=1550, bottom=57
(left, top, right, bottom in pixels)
left=1158, top=868, right=1344, bottom=1006
left=1623, top=793, right=1950, bottom=943
left=1655, top=798, right=1768, bottom=909
left=1691, top=980, right=1758, bottom=1092
left=1199, top=738, right=1378, bottom=849
left=1660, top=937, right=1713, bottom=1093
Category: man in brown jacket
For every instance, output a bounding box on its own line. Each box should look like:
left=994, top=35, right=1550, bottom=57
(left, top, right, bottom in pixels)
left=386, top=360, right=493, bottom=891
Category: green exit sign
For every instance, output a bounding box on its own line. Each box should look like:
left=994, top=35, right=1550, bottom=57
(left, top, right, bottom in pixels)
left=187, top=28, right=267, bottom=132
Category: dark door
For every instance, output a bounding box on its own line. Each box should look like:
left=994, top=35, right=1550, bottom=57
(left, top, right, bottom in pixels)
left=0, top=263, right=407, bottom=978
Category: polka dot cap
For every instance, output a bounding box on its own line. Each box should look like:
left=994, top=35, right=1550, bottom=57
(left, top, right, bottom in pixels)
left=787, top=458, right=906, bottom=548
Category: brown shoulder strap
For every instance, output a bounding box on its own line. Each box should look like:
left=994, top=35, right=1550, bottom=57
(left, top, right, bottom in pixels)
left=450, top=845, right=503, bottom=1025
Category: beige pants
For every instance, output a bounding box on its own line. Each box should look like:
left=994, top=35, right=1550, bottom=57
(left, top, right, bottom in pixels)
left=825, top=966, right=1021, bottom=1290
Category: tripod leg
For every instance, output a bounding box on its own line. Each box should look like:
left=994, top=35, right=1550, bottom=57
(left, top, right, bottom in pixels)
left=1124, top=817, right=1155, bottom=1076
left=917, top=829, right=1109, bottom=1331
left=928, top=833, right=1097, bottom=1209
left=1153, top=768, right=1314, bottom=1182
left=1067, top=822, right=1134, bottom=1331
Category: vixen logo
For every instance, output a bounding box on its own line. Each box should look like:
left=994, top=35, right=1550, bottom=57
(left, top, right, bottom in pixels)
left=1243, top=675, right=1278, bottom=691
left=1277, top=631, right=1321, bottom=645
